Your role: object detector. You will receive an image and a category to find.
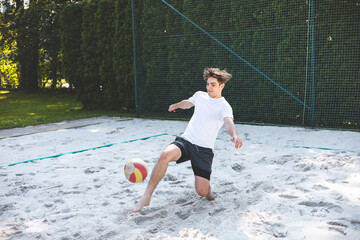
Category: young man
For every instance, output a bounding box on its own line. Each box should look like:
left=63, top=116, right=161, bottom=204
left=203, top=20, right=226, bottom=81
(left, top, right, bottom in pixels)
left=132, top=68, right=242, bottom=212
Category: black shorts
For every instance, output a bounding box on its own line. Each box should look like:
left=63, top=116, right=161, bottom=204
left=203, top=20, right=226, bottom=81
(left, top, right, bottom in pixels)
left=171, top=137, right=214, bottom=180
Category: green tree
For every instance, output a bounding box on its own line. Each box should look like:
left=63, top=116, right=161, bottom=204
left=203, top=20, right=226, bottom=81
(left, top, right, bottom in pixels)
left=113, top=0, right=134, bottom=111
left=165, top=0, right=185, bottom=107
left=315, top=0, right=360, bottom=127
left=59, top=2, right=83, bottom=90
left=0, top=37, right=18, bottom=88
left=39, top=1, right=65, bottom=89
left=140, top=0, right=168, bottom=114
left=0, top=0, right=72, bottom=91
left=1, top=0, right=25, bottom=89
left=0, top=0, right=40, bottom=91
left=180, top=0, right=209, bottom=93
left=273, top=28, right=307, bottom=124
left=96, top=0, right=116, bottom=109
left=79, top=0, right=102, bottom=109
left=229, top=0, right=260, bottom=122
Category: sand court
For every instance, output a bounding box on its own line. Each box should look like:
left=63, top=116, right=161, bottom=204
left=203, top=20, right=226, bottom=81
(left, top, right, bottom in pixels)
left=1, top=117, right=359, bottom=239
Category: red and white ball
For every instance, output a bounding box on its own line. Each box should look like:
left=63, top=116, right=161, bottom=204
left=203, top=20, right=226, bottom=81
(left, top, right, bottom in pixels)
left=124, top=158, right=148, bottom=183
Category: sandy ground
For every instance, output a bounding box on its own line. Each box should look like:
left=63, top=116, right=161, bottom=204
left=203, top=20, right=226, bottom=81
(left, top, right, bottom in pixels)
left=0, top=117, right=359, bottom=239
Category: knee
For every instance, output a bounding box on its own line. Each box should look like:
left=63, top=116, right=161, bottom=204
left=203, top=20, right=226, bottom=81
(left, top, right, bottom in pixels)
left=159, top=150, right=172, bottom=163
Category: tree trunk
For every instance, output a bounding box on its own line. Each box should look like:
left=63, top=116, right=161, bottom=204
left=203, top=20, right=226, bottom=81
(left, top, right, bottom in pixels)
left=18, top=63, right=26, bottom=89
left=26, top=53, right=39, bottom=92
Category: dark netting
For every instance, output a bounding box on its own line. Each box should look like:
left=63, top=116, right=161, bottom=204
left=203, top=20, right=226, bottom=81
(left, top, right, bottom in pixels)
left=132, top=0, right=360, bottom=129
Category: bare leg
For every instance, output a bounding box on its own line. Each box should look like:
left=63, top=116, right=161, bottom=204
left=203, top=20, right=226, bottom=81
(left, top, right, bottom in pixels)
left=132, top=144, right=181, bottom=212
left=195, top=176, right=215, bottom=200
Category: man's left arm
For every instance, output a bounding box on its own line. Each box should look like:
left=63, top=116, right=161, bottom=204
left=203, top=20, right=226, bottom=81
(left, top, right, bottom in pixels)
left=224, top=117, right=243, bottom=149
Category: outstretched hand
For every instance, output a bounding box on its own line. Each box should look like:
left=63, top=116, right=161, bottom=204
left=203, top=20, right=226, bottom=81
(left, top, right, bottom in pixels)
left=168, top=100, right=194, bottom=113
left=231, top=136, right=243, bottom=149
left=168, top=105, right=176, bottom=112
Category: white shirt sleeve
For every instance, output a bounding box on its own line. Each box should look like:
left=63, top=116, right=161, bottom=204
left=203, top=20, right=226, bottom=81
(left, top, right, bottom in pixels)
left=188, top=91, right=200, bottom=105
left=221, top=101, right=234, bottom=120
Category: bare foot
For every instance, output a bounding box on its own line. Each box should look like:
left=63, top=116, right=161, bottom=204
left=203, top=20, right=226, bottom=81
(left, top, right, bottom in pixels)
left=206, top=190, right=215, bottom=201
left=132, top=196, right=150, bottom=212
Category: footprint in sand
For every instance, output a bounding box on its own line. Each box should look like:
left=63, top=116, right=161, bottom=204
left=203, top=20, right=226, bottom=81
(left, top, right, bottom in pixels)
left=349, top=219, right=360, bottom=230
left=298, top=201, right=343, bottom=214
left=176, top=209, right=191, bottom=220
left=208, top=207, right=226, bottom=216
left=231, top=163, right=245, bottom=172
left=272, top=154, right=298, bottom=165
left=328, top=221, right=348, bottom=236
left=246, top=181, right=278, bottom=194
left=0, top=204, right=14, bottom=215
left=133, top=209, right=168, bottom=225
left=84, top=167, right=103, bottom=175
left=298, top=201, right=334, bottom=207
left=164, top=174, right=181, bottom=184
left=293, top=163, right=315, bottom=172
left=54, top=198, right=65, bottom=204
left=175, top=198, right=195, bottom=207
left=278, top=194, right=299, bottom=199
left=312, top=184, right=329, bottom=191
left=164, top=173, right=176, bottom=181
left=265, top=222, right=288, bottom=238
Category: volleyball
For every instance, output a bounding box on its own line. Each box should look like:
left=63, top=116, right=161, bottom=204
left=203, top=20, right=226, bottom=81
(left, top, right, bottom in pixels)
left=124, top=158, right=148, bottom=183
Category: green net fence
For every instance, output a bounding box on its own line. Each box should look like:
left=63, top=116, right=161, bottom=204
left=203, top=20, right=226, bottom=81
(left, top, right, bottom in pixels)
left=132, top=0, right=360, bottom=129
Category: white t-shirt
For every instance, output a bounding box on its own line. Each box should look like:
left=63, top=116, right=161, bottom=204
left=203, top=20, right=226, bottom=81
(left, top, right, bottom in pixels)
left=181, top=91, right=233, bottom=150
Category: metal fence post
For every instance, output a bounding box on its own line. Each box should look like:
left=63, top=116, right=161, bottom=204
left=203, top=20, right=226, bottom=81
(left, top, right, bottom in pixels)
left=131, top=0, right=139, bottom=117
left=311, top=0, right=316, bottom=127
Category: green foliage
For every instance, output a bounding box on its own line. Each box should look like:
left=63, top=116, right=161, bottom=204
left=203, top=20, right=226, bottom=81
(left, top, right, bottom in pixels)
left=1, top=0, right=136, bottom=112
left=96, top=0, right=116, bottom=109
left=0, top=0, right=68, bottom=91
left=0, top=38, right=18, bottom=88
left=314, top=0, right=360, bottom=128
left=113, top=0, right=134, bottom=111
left=59, top=2, right=83, bottom=89
left=58, top=0, right=135, bottom=112
left=140, top=0, right=169, bottom=113
left=1, top=0, right=41, bottom=91
left=1, top=0, right=359, bottom=129
left=38, top=1, right=64, bottom=89
left=79, top=0, right=102, bottom=109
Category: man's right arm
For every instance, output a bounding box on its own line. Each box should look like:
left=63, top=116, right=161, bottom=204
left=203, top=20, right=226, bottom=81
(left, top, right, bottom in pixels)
left=168, top=100, right=194, bottom=112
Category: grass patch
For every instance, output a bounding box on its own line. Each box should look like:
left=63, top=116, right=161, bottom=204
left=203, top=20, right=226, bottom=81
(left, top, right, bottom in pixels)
left=0, top=90, right=135, bottom=129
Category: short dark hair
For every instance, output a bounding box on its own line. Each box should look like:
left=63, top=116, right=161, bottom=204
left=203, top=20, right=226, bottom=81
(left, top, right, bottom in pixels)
left=203, top=68, right=232, bottom=84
